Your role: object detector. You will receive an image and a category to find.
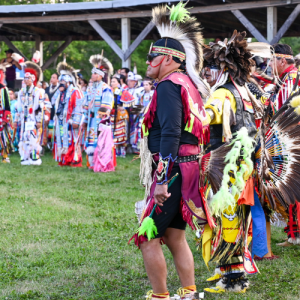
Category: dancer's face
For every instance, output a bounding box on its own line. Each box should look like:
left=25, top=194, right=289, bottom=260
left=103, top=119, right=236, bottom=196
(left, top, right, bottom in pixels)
left=203, top=65, right=221, bottom=87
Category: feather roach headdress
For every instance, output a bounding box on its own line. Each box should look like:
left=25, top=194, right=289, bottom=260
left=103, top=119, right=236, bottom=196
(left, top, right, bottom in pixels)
left=203, top=30, right=253, bottom=86
left=151, top=2, right=210, bottom=98
left=24, top=61, right=42, bottom=86
left=89, top=54, right=114, bottom=78
left=57, top=62, right=77, bottom=86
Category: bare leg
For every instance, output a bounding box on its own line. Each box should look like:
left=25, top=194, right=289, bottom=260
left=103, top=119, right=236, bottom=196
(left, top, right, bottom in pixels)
left=140, top=238, right=168, bottom=294
left=164, top=228, right=195, bottom=288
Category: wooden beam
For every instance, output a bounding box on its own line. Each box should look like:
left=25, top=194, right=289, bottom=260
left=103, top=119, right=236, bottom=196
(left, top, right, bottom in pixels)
left=121, top=18, right=131, bottom=67
left=267, top=7, right=277, bottom=42
left=0, top=1, right=300, bottom=24
left=270, top=4, right=300, bottom=44
left=231, top=10, right=269, bottom=43
left=0, top=36, right=28, bottom=60
left=41, top=36, right=72, bottom=71
left=89, top=20, right=124, bottom=61
left=124, top=21, right=154, bottom=61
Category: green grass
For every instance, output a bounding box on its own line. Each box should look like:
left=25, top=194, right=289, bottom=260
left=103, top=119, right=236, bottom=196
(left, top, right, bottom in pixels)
left=0, top=152, right=299, bottom=299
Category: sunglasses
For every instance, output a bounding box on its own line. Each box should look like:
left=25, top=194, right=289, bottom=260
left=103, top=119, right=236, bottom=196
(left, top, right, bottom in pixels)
left=204, top=63, right=219, bottom=70
left=147, top=53, right=164, bottom=62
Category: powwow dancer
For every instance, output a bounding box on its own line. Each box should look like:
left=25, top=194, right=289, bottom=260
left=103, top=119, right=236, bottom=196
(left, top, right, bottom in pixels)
left=0, top=63, right=14, bottom=163
left=130, top=3, right=212, bottom=299
left=110, top=76, right=128, bottom=158
left=83, top=54, right=113, bottom=169
left=15, top=61, right=44, bottom=165
left=131, top=78, right=154, bottom=154
left=93, top=105, right=115, bottom=173
left=198, top=31, right=266, bottom=294
left=52, top=62, right=83, bottom=167
left=268, top=44, right=300, bottom=247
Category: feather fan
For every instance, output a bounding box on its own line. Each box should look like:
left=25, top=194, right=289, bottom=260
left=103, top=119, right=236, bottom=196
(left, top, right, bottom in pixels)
left=255, top=91, right=300, bottom=209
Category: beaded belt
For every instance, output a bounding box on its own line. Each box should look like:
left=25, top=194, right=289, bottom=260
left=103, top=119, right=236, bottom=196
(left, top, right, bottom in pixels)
left=175, top=154, right=200, bottom=164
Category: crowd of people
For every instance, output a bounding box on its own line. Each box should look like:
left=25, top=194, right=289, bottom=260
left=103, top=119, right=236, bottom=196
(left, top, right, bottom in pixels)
left=0, top=51, right=154, bottom=171
left=1, top=2, right=300, bottom=299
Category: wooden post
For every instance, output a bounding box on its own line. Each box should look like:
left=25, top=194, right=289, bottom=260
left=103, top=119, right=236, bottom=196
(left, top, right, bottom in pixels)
left=122, top=18, right=131, bottom=69
left=124, top=21, right=154, bottom=61
left=267, top=7, right=277, bottom=43
left=42, top=36, right=72, bottom=71
left=271, top=4, right=300, bottom=45
left=89, top=20, right=124, bottom=61
left=231, top=10, right=269, bottom=43
left=35, top=36, right=43, bottom=80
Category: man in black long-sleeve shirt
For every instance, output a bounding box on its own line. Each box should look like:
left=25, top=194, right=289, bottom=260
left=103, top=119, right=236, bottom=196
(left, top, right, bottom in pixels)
left=130, top=4, right=211, bottom=299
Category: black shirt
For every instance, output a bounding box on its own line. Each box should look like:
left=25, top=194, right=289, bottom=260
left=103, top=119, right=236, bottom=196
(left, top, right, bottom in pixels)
left=148, top=80, right=198, bottom=158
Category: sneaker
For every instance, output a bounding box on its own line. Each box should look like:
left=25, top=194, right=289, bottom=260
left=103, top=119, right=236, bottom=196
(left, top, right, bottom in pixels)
left=174, top=288, right=198, bottom=299
left=21, top=159, right=31, bottom=165
left=145, top=290, right=170, bottom=300
left=2, top=157, right=10, bottom=163
left=30, top=158, right=42, bottom=165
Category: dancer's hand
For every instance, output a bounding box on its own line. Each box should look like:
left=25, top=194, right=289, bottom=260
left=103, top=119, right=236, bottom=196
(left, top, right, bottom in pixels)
left=13, top=122, right=18, bottom=129
left=154, top=184, right=171, bottom=207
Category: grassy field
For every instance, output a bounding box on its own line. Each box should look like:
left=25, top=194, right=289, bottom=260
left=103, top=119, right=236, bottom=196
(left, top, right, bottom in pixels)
left=0, top=152, right=299, bottom=300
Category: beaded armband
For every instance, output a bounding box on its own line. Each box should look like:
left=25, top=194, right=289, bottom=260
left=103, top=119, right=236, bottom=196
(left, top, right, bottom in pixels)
left=156, top=153, right=176, bottom=185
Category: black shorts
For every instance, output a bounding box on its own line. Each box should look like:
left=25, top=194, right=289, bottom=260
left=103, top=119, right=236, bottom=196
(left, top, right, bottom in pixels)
left=152, top=165, right=186, bottom=238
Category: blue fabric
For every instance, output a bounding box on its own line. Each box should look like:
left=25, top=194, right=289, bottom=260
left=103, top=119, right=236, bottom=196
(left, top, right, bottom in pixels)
left=250, top=190, right=268, bottom=258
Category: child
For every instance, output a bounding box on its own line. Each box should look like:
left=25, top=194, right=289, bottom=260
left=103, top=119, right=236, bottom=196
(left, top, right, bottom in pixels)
left=93, top=106, right=115, bottom=172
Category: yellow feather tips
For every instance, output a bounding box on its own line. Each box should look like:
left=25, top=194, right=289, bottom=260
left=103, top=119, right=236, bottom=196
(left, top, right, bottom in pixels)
left=295, top=106, right=300, bottom=115
left=290, top=95, right=300, bottom=108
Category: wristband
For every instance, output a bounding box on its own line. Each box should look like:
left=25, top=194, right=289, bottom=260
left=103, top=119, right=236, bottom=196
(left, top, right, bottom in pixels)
left=156, top=153, right=176, bottom=185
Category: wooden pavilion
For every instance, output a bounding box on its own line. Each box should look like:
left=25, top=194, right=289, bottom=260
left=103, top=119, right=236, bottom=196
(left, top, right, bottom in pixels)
left=0, top=0, right=300, bottom=70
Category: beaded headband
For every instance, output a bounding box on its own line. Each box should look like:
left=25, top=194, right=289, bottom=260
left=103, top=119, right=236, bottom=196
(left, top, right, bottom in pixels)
left=151, top=46, right=186, bottom=61
left=92, top=67, right=105, bottom=77
left=275, top=53, right=294, bottom=59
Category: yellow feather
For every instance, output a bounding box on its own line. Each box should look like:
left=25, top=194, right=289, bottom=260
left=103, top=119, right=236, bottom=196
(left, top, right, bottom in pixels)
left=290, top=95, right=300, bottom=108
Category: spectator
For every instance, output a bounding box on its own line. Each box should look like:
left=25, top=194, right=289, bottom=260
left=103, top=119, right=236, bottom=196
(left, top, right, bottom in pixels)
left=0, top=49, right=22, bottom=90
left=42, top=81, right=49, bottom=90
left=45, top=73, right=59, bottom=121
left=119, top=74, right=127, bottom=89
left=120, top=67, right=130, bottom=81
left=8, top=89, right=17, bottom=123
left=79, top=78, right=88, bottom=92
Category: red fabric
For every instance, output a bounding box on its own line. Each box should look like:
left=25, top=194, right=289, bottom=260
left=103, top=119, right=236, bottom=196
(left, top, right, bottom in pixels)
left=253, top=72, right=273, bottom=84
left=58, top=135, right=82, bottom=168
left=180, top=198, right=196, bottom=230
left=142, top=90, right=157, bottom=137
left=200, top=186, right=216, bottom=229
left=238, top=177, right=255, bottom=206
left=142, top=72, right=209, bottom=144
left=66, top=89, right=80, bottom=122
left=3, top=111, right=11, bottom=124
left=289, top=204, right=295, bottom=239
left=0, top=70, right=4, bottom=85
left=112, top=147, right=117, bottom=167
left=296, top=202, right=300, bottom=233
